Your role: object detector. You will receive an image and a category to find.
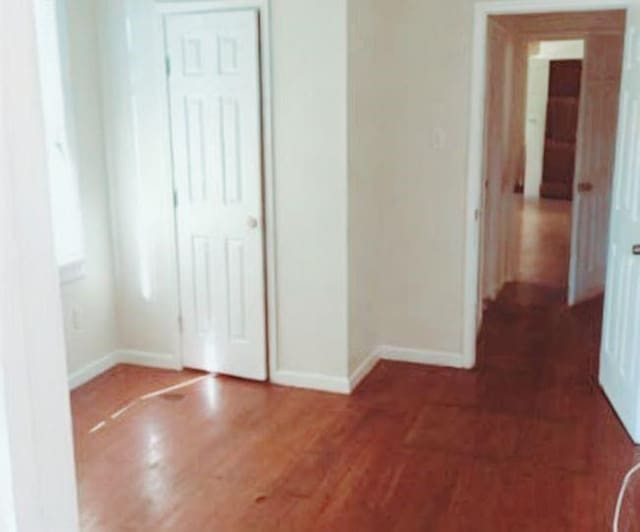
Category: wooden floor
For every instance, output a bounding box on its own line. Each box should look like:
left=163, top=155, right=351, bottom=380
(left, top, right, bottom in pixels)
left=71, top=284, right=640, bottom=531
left=515, top=197, right=573, bottom=288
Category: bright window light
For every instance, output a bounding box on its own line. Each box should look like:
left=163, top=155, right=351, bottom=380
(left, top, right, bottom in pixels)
left=33, top=0, right=85, bottom=284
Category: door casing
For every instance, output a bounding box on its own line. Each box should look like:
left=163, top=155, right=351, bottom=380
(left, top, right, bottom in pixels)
left=155, top=0, right=279, bottom=379
left=465, top=0, right=631, bottom=369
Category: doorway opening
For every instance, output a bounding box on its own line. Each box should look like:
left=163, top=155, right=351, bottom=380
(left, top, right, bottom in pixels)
left=471, top=6, right=640, bottom=440
left=516, top=40, right=585, bottom=293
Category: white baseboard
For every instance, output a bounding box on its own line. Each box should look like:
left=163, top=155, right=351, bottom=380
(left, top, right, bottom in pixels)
left=68, top=350, right=181, bottom=390
left=270, top=345, right=465, bottom=396
left=116, top=350, right=181, bottom=371
left=270, top=369, right=351, bottom=395
left=68, top=352, right=118, bottom=390
left=348, top=351, right=379, bottom=392
left=70, top=346, right=465, bottom=394
left=375, top=345, right=468, bottom=369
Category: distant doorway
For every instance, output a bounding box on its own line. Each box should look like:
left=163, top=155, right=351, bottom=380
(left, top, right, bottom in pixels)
left=470, top=4, right=640, bottom=443
left=516, top=40, right=586, bottom=294
left=541, top=59, right=583, bottom=200
left=523, top=41, right=585, bottom=201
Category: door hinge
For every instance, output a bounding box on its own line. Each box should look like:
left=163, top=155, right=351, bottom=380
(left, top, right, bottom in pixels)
left=165, top=56, right=171, bottom=77
left=178, top=315, right=183, bottom=332
left=173, top=189, right=179, bottom=208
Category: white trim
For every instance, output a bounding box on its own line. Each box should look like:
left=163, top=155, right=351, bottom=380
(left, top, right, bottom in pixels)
left=154, top=0, right=279, bottom=381
left=117, top=349, right=182, bottom=371
left=270, top=370, right=351, bottom=395
left=68, top=353, right=118, bottom=390
left=376, top=345, right=467, bottom=369
left=272, top=345, right=466, bottom=395
left=348, top=352, right=379, bottom=392
left=464, top=0, right=631, bottom=369
left=68, top=350, right=182, bottom=390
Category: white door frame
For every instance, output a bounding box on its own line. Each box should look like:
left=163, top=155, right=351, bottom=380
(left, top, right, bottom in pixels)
left=1, top=0, right=79, bottom=528
left=464, top=0, right=630, bottom=368
left=155, top=0, right=279, bottom=379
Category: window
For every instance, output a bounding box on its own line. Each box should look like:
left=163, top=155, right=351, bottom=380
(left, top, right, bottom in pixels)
left=34, top=0, right=85, bottom=283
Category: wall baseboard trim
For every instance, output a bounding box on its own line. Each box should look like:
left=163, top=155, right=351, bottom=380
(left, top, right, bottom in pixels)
left=270, top=345, right=467, bottom=396
left=270, top=369, right=351, bottom=395
left=116, top=350, right=181, bottom=371
left=348, top=352, right=380, bottom=392
left=375, top=345, right=469, bottom=369
left=270, top=345, right=466, bottom=396
left=69, top=346, right=466, bottom=393
left=68, top=350, right=181, bottom=390
left=68, top=352, right=118, bottom=390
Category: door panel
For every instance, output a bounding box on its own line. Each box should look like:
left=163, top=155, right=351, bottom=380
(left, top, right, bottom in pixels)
left=165, top=10, right=267, bottom=381
left=600, top=12, right=640, bottom=443
left=569, top=34, right=624, bottom=305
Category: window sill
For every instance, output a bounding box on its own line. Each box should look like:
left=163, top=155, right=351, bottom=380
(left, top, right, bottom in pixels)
left=59, top=259, right=86, bottom=285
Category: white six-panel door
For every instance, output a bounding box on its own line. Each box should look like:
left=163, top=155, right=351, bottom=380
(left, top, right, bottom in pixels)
left=569, top=33, right=624, bottom=306
left=600, top=8, right=640, bottom=443
left=165, top=10, right=267, bottom=380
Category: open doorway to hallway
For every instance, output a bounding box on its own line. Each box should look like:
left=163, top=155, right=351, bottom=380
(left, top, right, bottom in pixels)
left=515, top=40, right=585, bottom=293
left=477, top=7, right=631, bottom=429
left=479, top=11, right=624, bottom=313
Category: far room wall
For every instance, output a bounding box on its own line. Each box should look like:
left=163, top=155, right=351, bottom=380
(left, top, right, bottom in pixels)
left=58, top=0, right=119, bottom=377
left=479, top=17, right=528, bottom=306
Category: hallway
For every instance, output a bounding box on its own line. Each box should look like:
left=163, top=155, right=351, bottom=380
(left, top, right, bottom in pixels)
left=515, top=198, right=573, bottom=288
left=72, top=287, right=640, bottom=531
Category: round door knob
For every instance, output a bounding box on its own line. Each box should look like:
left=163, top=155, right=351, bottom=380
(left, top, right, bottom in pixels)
left=247, top=216, right=259, bottom=229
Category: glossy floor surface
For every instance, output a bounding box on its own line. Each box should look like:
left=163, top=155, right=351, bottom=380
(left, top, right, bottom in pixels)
left=71, top=284, right=640, bottom=531
left=515, top=197, right=573, bottom=288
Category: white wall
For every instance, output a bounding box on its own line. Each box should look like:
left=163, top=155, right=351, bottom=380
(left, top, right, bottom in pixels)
left=98, top=0, right=182, bottom=368
left=537, top=40, right=585, bottom=59
left=346, top=0, right=482, bottom=364
left=98, top=0, right=350, bottom=382
left=524, top=40, right=585, bottom=199
left=271, top=0, right=349, bottom=378
left=60, top=0, right=119, bottom=375
left=347, top=0, right=525, bottom=361
left=0, top=347, right=16, bottom=531
left=480, top=19, right=527, bottom=308
left=348, top=0, right=387, bottom=372
left=358, top=0, right=472, bottom=356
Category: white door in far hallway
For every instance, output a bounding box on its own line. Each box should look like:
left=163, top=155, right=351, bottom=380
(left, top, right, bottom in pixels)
left=600, top=10, right=640, bottom=443
left=165, top=10, right=267, bottom=380
left=569, top=34, right=623, bottom=305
